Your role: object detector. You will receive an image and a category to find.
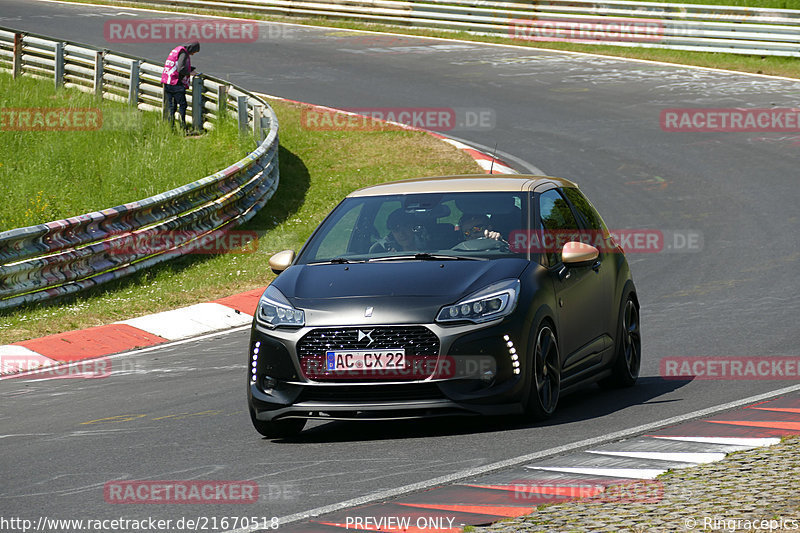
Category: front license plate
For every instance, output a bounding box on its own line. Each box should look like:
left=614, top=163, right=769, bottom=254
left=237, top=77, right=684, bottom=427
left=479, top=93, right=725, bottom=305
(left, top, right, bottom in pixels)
left=326, top=350, right=406, bottom=371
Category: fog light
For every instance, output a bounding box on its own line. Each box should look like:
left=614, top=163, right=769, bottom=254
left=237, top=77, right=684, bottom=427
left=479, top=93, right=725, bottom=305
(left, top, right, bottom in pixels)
left=261, top=376, right=277, bottom=392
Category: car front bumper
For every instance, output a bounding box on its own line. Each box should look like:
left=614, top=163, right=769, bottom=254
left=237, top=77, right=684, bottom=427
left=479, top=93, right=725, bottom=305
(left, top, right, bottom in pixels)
left=247, top=317, right=531, bottom=422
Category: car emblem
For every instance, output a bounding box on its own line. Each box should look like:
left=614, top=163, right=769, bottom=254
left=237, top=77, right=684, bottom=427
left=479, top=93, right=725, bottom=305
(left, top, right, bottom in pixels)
left=364, top=306, right=374, bottom=317
left=357, top=329, right=375, bottom=346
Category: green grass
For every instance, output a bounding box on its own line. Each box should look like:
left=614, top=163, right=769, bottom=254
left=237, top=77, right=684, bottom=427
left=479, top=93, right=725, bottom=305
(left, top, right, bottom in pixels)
left=0, top=71, right=253, bottom=232
left=47, top=0, right=800, bottom=79
left=0, top=98, right=480, bottom=344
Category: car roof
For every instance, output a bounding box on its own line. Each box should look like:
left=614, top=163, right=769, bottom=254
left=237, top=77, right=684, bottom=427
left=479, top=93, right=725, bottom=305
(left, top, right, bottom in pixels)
left=347, top=174, right=579, bottom=197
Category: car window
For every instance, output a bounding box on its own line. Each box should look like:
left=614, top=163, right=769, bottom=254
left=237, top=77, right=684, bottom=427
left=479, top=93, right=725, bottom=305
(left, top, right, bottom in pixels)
left=562, top=187, right=606, bottom=232
left=307, top=201, right=365, bottom=261
left=538, top=189, right=579, bottom=266
left=297, top=192, right=529, bottom=263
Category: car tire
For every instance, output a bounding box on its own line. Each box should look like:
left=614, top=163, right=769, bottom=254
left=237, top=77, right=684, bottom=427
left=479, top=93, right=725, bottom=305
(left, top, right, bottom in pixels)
left=524, top=321, right=561, bottom=420
left=599, top=294, right=641, bottom=389
left=249, top=408, right=306, bottom=438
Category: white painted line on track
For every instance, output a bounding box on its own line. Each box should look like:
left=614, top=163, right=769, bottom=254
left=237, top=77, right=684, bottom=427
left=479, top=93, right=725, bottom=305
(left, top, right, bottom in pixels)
left=525, top=466, right=666, bottom=480
left=221, top=383, right=800, bottom=532
left=649, top=436, right=782, bottom=447
left=585, top=450, right=727, bottom=464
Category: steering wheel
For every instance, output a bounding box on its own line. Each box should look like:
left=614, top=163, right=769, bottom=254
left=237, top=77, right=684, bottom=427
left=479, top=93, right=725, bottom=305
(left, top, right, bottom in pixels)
left=451, top=237, right=509, bottom=252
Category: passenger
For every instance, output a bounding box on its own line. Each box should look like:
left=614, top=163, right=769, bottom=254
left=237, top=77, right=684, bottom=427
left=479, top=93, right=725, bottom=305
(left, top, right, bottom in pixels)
left=459, top=213, right=503, bottom=242
left=370, top=209, right=419, bottom=253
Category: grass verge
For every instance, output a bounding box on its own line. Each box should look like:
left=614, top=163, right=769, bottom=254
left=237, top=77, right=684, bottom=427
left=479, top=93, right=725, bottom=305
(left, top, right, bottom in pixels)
left=45, top=0, right=800, bottom=79
left=0, top=98, right=480, bottom=344
left=0, top=71, right=253, bottom=232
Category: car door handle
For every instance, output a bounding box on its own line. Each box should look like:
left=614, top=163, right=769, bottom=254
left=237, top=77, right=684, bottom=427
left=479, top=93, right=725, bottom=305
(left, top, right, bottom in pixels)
left=591, top=260, right=601, bottom=272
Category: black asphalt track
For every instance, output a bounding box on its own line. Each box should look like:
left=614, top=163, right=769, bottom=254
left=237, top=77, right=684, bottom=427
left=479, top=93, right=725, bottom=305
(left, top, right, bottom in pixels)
left=1, top=0, right=799, bottom=527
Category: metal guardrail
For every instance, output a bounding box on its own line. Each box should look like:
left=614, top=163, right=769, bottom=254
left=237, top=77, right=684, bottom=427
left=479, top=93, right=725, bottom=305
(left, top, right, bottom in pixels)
left=109, top=0, right=800, bottom=56
left=0, top=27, right=280, bottom=311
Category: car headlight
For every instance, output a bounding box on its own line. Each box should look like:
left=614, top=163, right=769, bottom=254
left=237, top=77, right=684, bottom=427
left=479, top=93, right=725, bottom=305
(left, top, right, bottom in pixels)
left=436, top=279, right=520, bottom=324
left=257, top=285, right=305, bottom=328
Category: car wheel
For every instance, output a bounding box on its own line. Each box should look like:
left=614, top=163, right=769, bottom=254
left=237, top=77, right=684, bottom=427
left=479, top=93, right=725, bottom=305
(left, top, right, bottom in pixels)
left=524, top=322, right=561, bottom=420
left=600, top=295, right=641, bottom=388
left=249, top=408, right=306, bottom=438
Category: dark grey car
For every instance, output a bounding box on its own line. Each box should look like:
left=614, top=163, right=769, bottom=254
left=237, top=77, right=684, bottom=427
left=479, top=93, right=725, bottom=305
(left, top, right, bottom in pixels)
left=247, top=175, right=641, bottom=437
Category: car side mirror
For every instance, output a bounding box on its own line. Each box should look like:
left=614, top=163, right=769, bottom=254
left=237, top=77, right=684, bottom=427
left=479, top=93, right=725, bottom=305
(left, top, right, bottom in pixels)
left=562, top=241, right=599, bottom=266
left=269, top=250, right=296, bottom=274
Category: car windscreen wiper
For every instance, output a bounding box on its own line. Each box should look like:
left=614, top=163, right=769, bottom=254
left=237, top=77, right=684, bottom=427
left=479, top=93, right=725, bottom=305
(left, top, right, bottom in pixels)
left=307, top=257, right=366, bottom=265
left=369, top=253, right=484, bottom=262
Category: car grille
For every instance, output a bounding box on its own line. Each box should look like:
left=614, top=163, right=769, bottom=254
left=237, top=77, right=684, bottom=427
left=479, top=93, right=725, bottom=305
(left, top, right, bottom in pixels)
left=297, top=326, right=440, bottom=381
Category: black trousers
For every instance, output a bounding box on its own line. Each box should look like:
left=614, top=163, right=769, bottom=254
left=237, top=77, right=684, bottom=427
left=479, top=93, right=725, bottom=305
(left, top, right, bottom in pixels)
left=164, top=83, right=187, bottom=128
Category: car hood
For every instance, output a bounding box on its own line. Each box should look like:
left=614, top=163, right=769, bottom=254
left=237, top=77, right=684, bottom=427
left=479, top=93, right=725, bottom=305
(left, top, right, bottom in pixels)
left=272, top=258, right=529, bottom=326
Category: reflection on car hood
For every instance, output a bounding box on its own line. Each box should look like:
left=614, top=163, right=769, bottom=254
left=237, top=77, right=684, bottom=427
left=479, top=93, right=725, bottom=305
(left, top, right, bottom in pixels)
left=272, top=259, right=529, bottom=326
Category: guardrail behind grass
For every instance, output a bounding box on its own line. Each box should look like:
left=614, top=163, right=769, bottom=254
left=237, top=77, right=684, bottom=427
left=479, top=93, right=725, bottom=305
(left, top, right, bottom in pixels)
left=0, top=27, right=279, bottom=311
left=113, top=0, right=800, bottom=56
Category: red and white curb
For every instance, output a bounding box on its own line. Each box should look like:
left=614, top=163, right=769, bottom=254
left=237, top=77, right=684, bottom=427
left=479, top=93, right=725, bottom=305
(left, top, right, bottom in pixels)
left=429, top=133, right=516, bottom=175
left=0, top=287, right=266, bottom=378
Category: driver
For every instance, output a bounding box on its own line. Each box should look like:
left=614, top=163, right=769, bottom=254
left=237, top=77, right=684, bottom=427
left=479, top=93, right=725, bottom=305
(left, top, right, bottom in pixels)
left=459, top=213, right=503, bottom=242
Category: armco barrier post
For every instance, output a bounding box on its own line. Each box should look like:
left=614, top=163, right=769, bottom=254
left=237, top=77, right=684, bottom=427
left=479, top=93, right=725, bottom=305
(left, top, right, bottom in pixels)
left=54, top=41, right=64, bottom=88
left=191, top=74, right=204, bottom=131
left=93, top=50, right=104, bottom=98
left=12, top=32, right=23, bottom=79
left=217, top=84, right=228, bottom=119
left=129, top=60, right=140, bottom=107
left=253, top=104, right=263, bottom=140
left=237, top=95, right=248, bottom=133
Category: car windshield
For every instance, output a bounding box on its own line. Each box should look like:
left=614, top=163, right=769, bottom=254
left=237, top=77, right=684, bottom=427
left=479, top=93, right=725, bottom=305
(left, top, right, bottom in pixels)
left=297, top=191, right=530, bottom=264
